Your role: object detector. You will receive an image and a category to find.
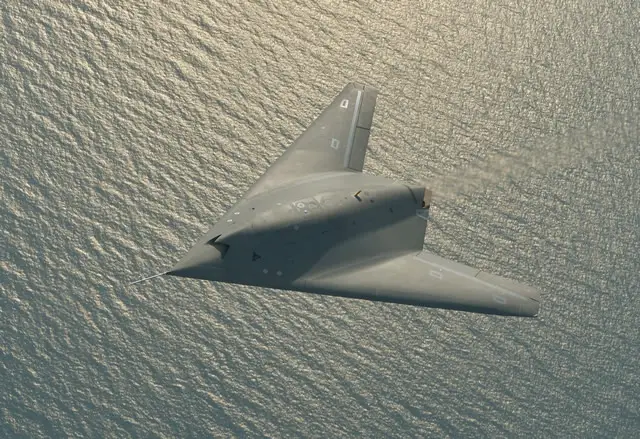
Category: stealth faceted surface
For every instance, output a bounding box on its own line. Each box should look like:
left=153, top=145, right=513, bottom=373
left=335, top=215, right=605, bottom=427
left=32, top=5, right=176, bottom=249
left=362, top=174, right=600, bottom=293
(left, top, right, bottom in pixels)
left=2, top=1, right=639, bottom=437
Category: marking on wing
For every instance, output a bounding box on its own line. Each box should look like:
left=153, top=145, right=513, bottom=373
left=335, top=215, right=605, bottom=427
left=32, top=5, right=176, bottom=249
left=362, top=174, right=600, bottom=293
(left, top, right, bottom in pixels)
left=343, top=89, right=363, bottom=167
left=430, top=270, right=443, bottom=280
left=340, top=99, right=349, bottom=109
left=493, top=295, right=507, bottom=304
left=416, top=209, right=429, bottom=221
left=330, top=138, right=340, bottom=150
left=414, top=253, right=527, bottom=300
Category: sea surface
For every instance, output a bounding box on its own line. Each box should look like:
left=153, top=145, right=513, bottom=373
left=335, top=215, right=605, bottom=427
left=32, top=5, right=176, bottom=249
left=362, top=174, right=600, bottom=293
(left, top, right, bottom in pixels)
left=2, top=1, right=639, bottom=437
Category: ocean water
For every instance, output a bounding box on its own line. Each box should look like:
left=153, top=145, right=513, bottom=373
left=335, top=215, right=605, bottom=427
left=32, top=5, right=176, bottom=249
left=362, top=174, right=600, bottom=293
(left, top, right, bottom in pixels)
left=2, top=1, right=639, bottom=437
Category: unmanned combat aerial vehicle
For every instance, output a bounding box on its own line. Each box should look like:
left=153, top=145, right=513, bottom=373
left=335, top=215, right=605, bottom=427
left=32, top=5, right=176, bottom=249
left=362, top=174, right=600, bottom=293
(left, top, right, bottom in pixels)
left=134, top=83, right=541, bottom=317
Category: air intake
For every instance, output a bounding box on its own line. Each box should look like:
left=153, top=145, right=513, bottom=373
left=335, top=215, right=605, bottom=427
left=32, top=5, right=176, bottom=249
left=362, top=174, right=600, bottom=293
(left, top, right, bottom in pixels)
left=206, top=234, right=229, bottom=258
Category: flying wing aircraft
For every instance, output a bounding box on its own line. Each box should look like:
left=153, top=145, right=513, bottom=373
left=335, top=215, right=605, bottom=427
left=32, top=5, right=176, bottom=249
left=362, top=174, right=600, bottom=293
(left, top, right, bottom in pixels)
left=135, top=83, right=541, bottom=317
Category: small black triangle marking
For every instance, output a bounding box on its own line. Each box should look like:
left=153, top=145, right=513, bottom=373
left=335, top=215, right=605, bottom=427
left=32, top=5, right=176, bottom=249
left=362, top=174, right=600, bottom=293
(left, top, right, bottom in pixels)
left=252, top=251, right=261, bottom=261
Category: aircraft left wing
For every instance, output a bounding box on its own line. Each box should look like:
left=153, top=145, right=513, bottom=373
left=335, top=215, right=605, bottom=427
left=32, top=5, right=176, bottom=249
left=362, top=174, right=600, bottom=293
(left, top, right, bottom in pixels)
left=295, top=251, right=541, bottom=317
left=244, top=83, right=378, bottom=199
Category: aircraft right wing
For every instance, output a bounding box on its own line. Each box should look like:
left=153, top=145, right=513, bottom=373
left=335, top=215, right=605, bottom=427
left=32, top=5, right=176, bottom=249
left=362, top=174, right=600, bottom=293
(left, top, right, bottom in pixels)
left=244, top=83, right=378, bottom=199
left=296, top=250, right=541, bottom=317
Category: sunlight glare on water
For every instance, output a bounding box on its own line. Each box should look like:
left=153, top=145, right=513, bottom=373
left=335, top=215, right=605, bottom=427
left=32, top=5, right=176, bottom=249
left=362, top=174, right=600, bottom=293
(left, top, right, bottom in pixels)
left=1, top=0, right=639, bottom=437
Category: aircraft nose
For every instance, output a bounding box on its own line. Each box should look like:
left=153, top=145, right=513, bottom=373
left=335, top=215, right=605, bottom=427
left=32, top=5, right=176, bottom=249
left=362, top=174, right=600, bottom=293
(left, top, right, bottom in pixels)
left=167, top=242, right=226, bottom=280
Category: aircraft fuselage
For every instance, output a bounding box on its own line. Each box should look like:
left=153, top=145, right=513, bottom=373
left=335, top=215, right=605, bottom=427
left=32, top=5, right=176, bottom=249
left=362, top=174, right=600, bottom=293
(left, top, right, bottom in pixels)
left=170, top=172, right=428, bottom=287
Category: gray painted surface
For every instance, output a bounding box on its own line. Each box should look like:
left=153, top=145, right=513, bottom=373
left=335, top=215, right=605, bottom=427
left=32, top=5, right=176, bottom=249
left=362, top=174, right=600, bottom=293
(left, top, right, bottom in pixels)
left=2, top=1, right=639, bottom=437
left=166, top=84, right=540, bottom=317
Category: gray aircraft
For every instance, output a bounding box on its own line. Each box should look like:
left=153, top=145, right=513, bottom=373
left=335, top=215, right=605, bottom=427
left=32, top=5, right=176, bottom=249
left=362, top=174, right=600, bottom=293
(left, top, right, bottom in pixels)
left=134, top=83, right=541, bottom=317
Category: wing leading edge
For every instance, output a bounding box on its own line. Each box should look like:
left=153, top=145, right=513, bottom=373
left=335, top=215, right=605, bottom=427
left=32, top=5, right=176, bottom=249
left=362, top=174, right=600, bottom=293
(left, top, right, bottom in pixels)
left=245, top=83, right=378, bottom=199
left=296, top=251, right=541, bottom=317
